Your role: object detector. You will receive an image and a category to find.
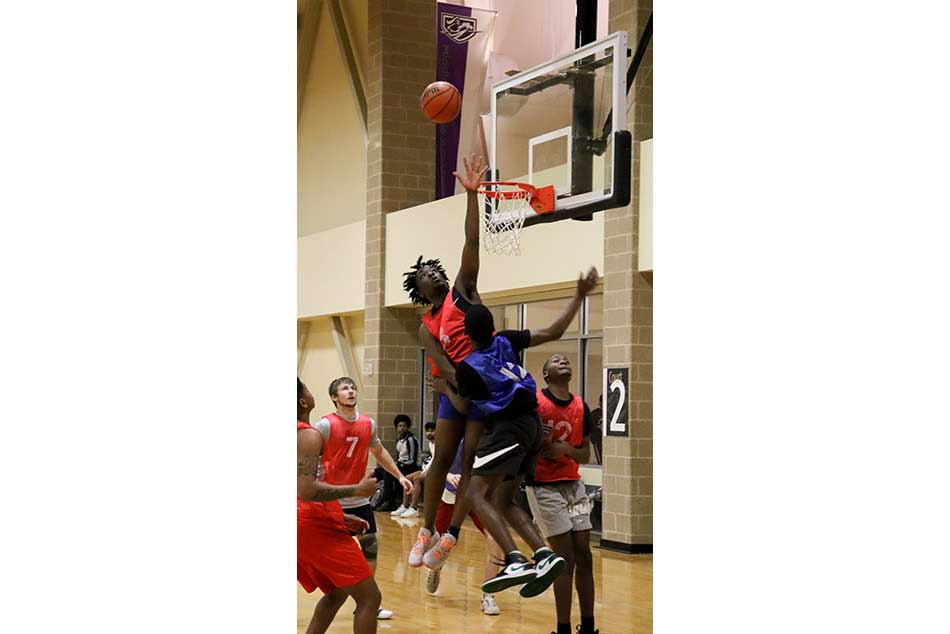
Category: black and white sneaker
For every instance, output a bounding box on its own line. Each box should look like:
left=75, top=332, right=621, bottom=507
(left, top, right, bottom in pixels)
left=519, top=549, right=566, bottom=598
left=480, top=559, right=537, bottom=594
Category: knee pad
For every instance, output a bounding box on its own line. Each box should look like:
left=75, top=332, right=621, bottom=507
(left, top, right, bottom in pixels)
left=358, top=533, right=378, bottom=560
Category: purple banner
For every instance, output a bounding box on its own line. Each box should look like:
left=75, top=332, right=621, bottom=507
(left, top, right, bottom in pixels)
left=435, top=3, right=472, bottom=199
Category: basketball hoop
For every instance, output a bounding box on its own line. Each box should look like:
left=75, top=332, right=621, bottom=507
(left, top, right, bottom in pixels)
left=477, top=181, right=555, bottom=255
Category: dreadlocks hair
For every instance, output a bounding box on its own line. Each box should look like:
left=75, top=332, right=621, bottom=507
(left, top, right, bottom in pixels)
left=402, top=255, right=448, bottom=305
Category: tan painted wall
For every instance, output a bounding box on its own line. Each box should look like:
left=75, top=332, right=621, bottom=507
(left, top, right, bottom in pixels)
left=298, top=220, right=365, bottom=318
left=638, top=139, right=653, bottom=271
left=298, top=315, right=365, bottom=406
left=385, top=192, right=604, bottom=307
left=298, top=2, right=367, bottom=237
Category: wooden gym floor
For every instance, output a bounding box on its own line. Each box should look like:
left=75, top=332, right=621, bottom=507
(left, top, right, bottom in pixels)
left=297, top=511, right=653, bottom=633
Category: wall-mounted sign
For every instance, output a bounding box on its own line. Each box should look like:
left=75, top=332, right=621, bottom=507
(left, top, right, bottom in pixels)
left=604, top=367, right=629, bottom=437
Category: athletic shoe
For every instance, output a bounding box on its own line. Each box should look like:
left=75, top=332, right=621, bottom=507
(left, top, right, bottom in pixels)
left=518, top=549, right=566, bottom=598
left=423, top=532, right=457, bottom=570
left=401, top=506, right=419, bottom=518
left=376, top=608, right=393, bottom=619
left=390, top=504, right=408, bottom=516
left=575, top=627, right=599, bottom=634
left=408, top=527, right=438, bottom=567
left=480, top=593, right=501, bottom=615
left=425, top=568, right=441, bottom=594
left=480, top=559, right=537, bottom=594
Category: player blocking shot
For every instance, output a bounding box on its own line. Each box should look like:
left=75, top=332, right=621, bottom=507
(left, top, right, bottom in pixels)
left=315, top=377, right=413, bottom=621
left=528, top=356, right=600, bottom=634
left=402, top=154, right=492, bottom=569
left=425, top=267, right=599, bottom=574
left=297, top=378, right=382, bottom=634
left=432, top=267, right=599, bottom=597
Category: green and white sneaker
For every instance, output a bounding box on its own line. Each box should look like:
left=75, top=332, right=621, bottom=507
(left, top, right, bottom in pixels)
left=519, top=549, right=566, bottom=598
left=480, top=556, right=536, bottom=594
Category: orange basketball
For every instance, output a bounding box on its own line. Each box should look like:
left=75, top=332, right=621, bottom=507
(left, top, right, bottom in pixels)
left=421, top=81, right=461, bottom=124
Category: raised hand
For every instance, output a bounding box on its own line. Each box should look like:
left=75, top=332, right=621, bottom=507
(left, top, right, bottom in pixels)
left=576, top=266, right=599, bottom=298
left=453, top=153, right=488, bottom=192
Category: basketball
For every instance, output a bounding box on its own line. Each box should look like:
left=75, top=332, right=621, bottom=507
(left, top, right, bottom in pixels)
left=421, top=81, right=461, bottom=124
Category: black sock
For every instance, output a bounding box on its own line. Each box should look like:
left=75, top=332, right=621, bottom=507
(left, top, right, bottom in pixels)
left=504, top=550, right=527, bottom=566
left=580, top=616, right=596, bottom=634
left=447, top=525, right=461, bottom=540
left=556, top=623, right=571, bottom=634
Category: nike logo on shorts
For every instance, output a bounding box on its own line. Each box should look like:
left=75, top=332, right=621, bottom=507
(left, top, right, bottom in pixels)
left=472, top=443, right=520, bottom=469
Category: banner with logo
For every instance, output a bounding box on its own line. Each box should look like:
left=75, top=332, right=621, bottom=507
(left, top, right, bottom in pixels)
left=436, top=3, right=494, bottom=199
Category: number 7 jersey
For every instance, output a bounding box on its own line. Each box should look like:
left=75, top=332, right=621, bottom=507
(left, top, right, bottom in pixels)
left=314, top=411, right=379, bottom=509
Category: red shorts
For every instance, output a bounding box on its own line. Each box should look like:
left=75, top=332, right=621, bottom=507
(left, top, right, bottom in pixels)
left=297, top=516, right=372, bottom=594
left=434, top=499, right=484, bottom=535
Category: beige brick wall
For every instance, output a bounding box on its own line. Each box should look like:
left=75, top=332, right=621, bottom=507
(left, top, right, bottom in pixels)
left=602, top=0, right=653, bottom=547
left=362, top=0, right=436, bottom=449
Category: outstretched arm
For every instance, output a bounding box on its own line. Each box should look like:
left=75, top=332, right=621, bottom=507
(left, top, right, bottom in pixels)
left=529, top=266, right=600, bottom=347
left=453, top=154, right=488, bottom=302
left=297, top=429, right=377, bottom=502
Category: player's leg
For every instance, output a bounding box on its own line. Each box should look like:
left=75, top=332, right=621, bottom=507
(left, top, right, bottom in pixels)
left=350, top=505, right=392, bottom=620
left=409, top=401, right=464, bottom=566
left=425, top=500, right=455, bottom=594
left=572, top=528, right=596, bottom=634
left=422, top=417, right=481, bottom=568
left=480, top=530, right=503, bottom=615
left=347, top=576, right=382, bottom=634
left=445, top=417, right=485, bottom=529
left=400, top=471, right=422, bottom=517
left=468, top=473, right=536, bottom=593
left=545, top=530, right=576, bottom=632
left=526, top=482, right=581, bottom=631
left=304, top=587, right=348, bottom=634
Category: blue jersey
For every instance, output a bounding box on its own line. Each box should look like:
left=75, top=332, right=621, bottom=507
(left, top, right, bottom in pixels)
left=459, top=335, right=537, bottom=416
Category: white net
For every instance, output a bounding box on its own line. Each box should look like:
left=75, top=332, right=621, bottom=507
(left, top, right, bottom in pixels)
left=478, top=184, right=532, bottom=256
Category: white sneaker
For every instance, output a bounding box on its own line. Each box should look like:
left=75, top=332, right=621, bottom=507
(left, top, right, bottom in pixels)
left=377, top=607, right=393, bottom=619
left=390, top=505, right=408, bottom=516
left=408, top=528, right=438, bottom=567
left=519, top=549, right=566, bottom=598
left=480, top=593, right=501, bottom=615
left=425, top=568, right=441, bottom=594
left=401, top=506, right=419, bottom=518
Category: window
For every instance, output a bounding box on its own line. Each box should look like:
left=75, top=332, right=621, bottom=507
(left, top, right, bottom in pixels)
left=417, top=294, right=604, bottom=465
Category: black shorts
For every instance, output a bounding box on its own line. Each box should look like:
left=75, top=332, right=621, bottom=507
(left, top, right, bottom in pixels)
left=342, top=502, right=378, bottom=535
left=398, top=463, right=421, bottom=476
left=471, top=410, right=543, bottom=480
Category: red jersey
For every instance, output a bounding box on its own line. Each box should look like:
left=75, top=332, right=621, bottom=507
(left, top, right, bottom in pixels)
left=316, top=411, right=376, bottom=490
left=421, top=288, right=473, bottom=376
left=296, top=421, right=346, bottom=527
left=534, top=390, right=586, bottom=483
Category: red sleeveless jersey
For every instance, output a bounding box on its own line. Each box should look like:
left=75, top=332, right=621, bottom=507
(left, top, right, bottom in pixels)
left=296, top=421, right=346, bottom=527
left=535, top=391, right=585, bottom=483
left=320, top=412, right=374, bottom=486
left=421, top=289, right=473, bottom=376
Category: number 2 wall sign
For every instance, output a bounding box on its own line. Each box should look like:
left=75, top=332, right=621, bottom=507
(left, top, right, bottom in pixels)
left=604, top=367, right=629, bottom=437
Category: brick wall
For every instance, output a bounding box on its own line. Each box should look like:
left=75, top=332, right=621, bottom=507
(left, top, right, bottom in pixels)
left=602, top=0, right=653, bottom=547
left=363, top=0, right=437, bottom=449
